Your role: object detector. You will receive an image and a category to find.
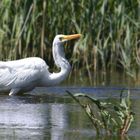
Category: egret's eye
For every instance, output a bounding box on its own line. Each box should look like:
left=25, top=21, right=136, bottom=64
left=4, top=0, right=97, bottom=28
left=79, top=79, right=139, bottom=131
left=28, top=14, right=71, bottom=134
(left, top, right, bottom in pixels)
left=59, top=37, right=63, bottom=41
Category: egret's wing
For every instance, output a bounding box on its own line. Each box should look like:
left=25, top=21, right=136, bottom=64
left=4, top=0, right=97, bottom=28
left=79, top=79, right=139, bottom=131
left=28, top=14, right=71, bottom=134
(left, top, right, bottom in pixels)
left=0, top=66, right=41, bottom=89
left=0, top=67, right=14, bottom=87
left=0, top=58, right=49, bottom=89
left=1, top=57, right=49, bottom=69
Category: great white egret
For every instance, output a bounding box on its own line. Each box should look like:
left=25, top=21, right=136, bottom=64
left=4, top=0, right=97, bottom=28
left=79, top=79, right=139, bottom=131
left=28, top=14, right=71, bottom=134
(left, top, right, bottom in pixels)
left=0, top=34, right=81, bottom=95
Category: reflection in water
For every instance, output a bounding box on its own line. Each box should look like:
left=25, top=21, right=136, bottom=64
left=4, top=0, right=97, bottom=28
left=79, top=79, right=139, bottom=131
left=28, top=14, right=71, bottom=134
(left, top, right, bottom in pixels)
left=50, top=104, right=67, bottom=140
left=0, top=104, right=45, bottom=128
left=0, top=87, right=139, bottom=140
left=0, top=96, right=49, bottom=139
left=0, top=95, right=69, bottom=140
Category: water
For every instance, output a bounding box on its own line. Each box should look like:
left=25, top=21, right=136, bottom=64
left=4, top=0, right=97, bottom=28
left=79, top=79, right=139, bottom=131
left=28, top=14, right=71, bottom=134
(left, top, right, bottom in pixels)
left=0, top=86, right=140, bottom=140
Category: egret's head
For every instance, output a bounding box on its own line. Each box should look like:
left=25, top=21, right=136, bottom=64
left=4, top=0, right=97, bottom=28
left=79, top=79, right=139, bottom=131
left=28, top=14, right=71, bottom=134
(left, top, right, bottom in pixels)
left=52, top=34, right=81, bottom=68
left=53, top=34, right=81, bottom=46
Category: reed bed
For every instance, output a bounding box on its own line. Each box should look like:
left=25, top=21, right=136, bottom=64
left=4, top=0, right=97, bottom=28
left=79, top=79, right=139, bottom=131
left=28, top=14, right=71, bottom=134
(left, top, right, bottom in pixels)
left=0, top=0, right=139, bottom=82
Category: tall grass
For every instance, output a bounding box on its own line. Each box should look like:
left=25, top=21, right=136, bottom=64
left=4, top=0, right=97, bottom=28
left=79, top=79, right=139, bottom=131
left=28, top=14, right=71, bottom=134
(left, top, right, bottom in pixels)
left=0, top=0, right=139, bottom=82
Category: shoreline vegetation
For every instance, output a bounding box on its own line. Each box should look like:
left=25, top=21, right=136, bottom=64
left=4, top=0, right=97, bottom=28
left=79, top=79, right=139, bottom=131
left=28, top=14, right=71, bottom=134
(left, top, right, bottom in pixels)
left=67, top=90, right=134, bottom=136
left=0, top=0, right=139, bottom=83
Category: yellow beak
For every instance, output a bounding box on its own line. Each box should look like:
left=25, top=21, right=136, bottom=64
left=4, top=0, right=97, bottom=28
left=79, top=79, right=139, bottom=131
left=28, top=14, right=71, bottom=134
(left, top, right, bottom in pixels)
left=63, top=34, right=81, bottom=41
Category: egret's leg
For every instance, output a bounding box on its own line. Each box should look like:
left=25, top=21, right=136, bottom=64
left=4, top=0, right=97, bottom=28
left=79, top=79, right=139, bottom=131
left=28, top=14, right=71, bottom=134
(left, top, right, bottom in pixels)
left=9, top=88, right=20, bottom=96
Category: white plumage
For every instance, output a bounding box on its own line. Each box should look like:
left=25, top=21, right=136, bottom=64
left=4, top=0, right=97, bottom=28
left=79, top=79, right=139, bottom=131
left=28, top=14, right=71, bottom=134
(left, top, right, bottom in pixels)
left=0, top=34, right=81, bottom=95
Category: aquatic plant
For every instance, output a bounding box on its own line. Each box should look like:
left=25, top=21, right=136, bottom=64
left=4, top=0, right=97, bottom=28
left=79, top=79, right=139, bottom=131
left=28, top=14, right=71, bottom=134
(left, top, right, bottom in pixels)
left=67, top=90, right=134, bottom=136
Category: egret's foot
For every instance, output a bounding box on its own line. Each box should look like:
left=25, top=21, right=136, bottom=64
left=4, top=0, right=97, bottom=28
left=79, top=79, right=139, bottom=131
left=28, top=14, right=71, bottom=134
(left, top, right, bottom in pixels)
left=9, top=88, right=20, bottom=96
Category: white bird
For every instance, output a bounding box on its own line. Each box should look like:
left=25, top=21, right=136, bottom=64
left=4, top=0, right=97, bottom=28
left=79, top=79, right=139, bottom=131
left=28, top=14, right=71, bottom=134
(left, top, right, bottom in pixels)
left=0, top=34, right=81, bottom=96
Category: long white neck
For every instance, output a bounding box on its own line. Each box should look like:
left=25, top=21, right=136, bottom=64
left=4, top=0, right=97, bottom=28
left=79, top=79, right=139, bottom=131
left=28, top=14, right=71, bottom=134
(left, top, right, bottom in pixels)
left=48, top=42, right=71, bottom=85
